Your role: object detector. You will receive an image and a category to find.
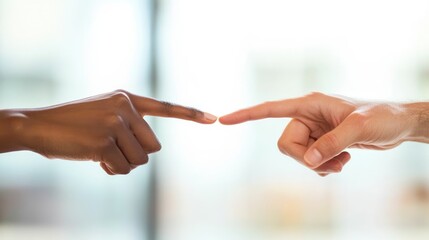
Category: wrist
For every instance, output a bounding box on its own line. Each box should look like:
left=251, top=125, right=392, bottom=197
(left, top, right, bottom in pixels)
left=0, top=110, right=30, bottom=153
left=404, top=102, right=429, bottom=143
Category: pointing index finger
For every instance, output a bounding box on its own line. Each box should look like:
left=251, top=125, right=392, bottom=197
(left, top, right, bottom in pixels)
left=219, top=98, right=302, bottom=125
left=130, top=94, right=217, bottom=124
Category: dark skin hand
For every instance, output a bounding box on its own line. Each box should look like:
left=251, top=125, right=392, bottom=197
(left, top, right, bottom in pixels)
left=0, top=90, right=217, bottom=175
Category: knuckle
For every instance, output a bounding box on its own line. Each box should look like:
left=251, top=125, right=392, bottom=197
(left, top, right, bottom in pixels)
left=347, top=113, right=371, bottom=139
left=104, top=114, right=125, bottom=129
left=153, top=143, right=162, bottom=152
left=132, top=153, right=149, bottom=165
left=158, top=101, right=204, bottom=119
left=306, top=91, right=325, bottom=100
left=147, top=143, right=162, bottom=154
left=349, top=112, right=369, bottom=129
left=160, top=101, right=174, bottom=116
left=277, top=140, right=291, bottom=156
left=141, top=155, right=149, bottom=165
left=186, top=107, right=203, bottom=119
left=309, top=91, right=324, bottom=97
left=98, top=137, right=116, bottom=151
left=112, top=89, right=130, bottom=96
left=111, top=90, right=132, bottom=108
left=6, top=113, right=26, bottom=134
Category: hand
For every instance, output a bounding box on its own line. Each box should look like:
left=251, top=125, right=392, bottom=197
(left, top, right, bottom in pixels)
left=0, top=90, right=217, bottom=175
left=220, top=92, right=425, bottom=176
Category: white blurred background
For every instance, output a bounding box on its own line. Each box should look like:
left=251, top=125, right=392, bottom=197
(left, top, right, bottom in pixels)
left=1, top=0, right=429, bottom=239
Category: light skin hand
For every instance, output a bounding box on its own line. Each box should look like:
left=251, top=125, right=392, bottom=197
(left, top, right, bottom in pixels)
left=219, top=92, right=429, bottom=176
left=0, top=90, right=217, bottom=175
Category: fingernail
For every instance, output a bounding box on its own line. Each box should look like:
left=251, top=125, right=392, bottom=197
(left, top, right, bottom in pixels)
left=304, top=149, right=323, bottom=167
left=204, top=112, right=218, bottom=122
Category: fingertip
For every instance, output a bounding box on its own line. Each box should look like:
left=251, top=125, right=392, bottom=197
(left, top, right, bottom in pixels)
left=203, top=112, right=218, bottom=124
left=343, top=151, right=351, bottom=159
left=218, top=115, right=230, bottom=125
left=100, top=163, right=114, bottom=175
left=218, top=114, right=240, bottom=125
left=339, top=151, right=351, bottom=166
left=313, top=151, right=351, bottom=176
left=146, top=143, right=161, bottom=154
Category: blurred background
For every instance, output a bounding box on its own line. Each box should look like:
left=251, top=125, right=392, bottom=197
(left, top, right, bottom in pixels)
left=1, top=0, right=429, bottom=239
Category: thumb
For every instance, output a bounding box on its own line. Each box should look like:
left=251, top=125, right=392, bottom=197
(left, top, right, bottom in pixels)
left=304, top=121, right=359, bottom=168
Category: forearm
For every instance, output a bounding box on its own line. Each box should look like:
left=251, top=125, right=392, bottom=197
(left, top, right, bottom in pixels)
left=405, top=102, right=429, bottom=143
left=0, top=109, right=29, bottom=153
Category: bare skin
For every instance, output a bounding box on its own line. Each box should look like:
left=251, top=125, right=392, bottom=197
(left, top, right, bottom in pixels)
left=220, top=92, right=429, bottom=176
left=0, top=90, right=217, bottom=175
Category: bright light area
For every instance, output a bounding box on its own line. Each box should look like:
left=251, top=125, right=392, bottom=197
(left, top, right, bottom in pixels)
left=157, top=0, right=429, bottom=240
left=1, top=0, right=429, bottom=239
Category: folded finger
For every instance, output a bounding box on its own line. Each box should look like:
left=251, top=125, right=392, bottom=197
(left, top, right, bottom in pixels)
left=100, top=162, right=114, bottom=175
left=102, top=144, right=131, bottom=175
left=117, top=127, right=149, bottom=166
left=129, top=116, right=162, bottom=154
left=277, top=119, right=312, bottom=164
left=314, top=152, right=351, bottom=175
